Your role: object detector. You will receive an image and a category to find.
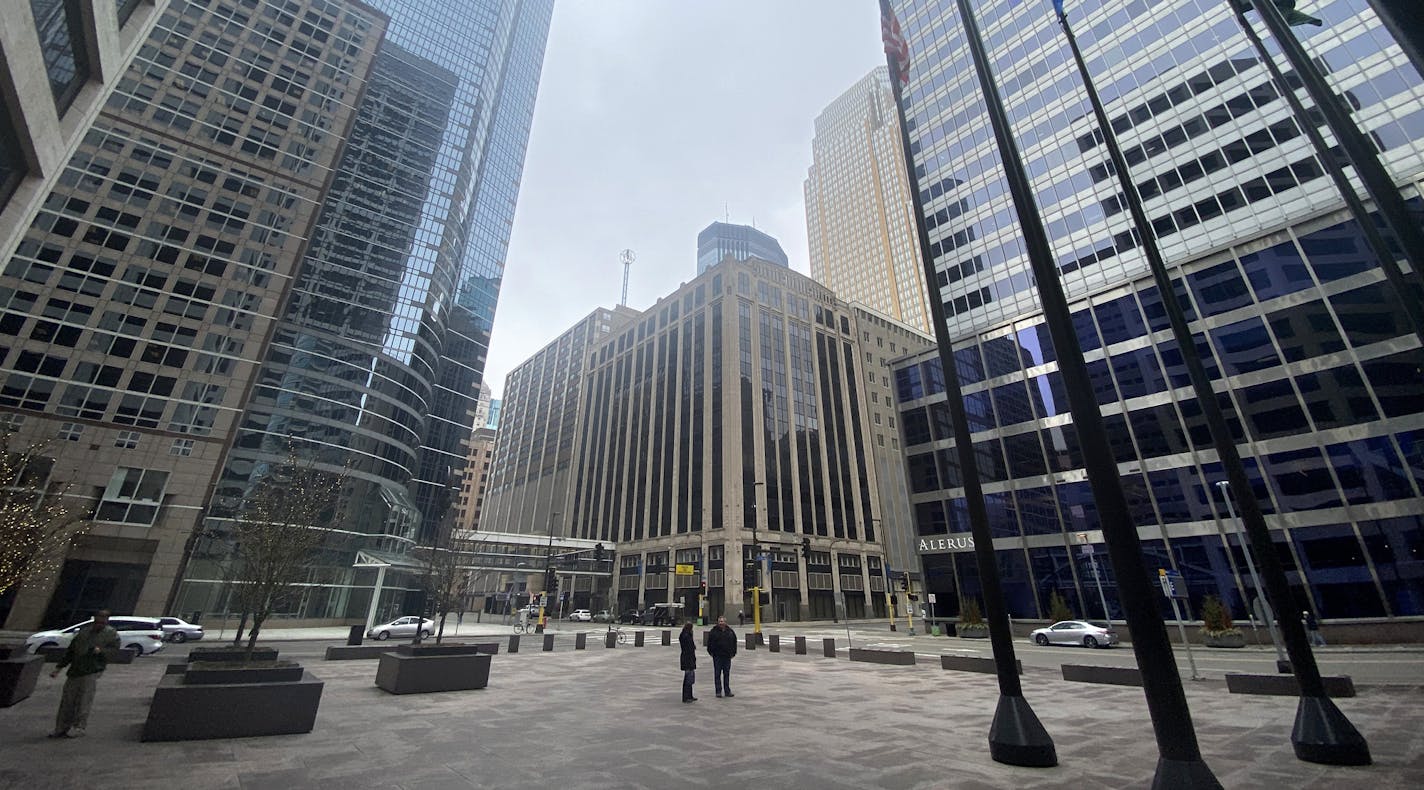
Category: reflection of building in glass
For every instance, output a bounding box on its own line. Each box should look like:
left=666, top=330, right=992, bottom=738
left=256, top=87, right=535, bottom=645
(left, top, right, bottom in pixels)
left=806, top=67, right=931, bottom=334
left=893, top=0, right=1424, bottom=632
left=696, top=221, right=788, bottom=275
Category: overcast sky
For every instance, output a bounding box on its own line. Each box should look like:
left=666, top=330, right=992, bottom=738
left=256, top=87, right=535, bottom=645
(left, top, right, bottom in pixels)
left=483, top=0, right=885, bottom=399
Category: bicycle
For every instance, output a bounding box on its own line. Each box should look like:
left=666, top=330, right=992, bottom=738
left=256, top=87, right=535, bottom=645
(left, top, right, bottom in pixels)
left=606, top=625, right=628, bottom=645
left=513, top=621, right=534, bottom=634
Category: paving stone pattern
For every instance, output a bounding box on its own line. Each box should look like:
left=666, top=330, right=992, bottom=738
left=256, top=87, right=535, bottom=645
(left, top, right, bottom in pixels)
left=0, top=637, right=1420, bottom=789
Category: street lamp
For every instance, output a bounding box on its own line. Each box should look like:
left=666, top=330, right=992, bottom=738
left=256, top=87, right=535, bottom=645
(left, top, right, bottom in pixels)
left=537, top=511, right=560, bottom=633
left=750, top=481, right=765, bottom=635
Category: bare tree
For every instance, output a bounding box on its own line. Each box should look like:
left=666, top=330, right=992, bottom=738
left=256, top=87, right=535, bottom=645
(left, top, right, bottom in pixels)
left=0, top=431, right=88, bottom=598
left=414, top=545, right=465, bottom=644
left=226, top=449, right=343, bottom=657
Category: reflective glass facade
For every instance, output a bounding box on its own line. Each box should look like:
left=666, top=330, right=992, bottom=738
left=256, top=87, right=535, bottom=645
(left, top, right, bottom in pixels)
left=893, top=0, right=1424, bottom=624
left=695, top=221, right=789, bottom=275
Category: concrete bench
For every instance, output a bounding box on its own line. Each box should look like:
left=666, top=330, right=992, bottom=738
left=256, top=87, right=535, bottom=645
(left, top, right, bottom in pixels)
left=849, top=648, right=916, bottom=666
left=1061, top=664, right=1142, bottom=687
left=941, top=655, right=1022, bottom=675
left=324, top=645, right=394, bottom=661
left=1225, top=673, right=1355, bottom=697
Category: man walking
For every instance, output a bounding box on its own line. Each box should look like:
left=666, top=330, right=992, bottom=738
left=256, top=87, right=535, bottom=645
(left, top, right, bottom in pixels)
left=707, top=615, right=738, bottom=698
left=49, top=610, right=119, bottom=738
left=1302, top=610, right=1326, bottom=647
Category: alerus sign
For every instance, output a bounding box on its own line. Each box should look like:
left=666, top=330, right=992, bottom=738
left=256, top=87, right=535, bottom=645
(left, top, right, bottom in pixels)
left=917, top=535, right=975, bottom=553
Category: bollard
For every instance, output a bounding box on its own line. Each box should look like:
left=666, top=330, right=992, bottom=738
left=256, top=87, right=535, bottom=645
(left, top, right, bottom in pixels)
left=605, top=632, right=617, bottom=648
left=756, top=632, right=765, bottom=646
left=745, top=633, right=757, bottom=650
left=543, top=633, right=555, bottom=652
left=769, top=635, right=780, bottom=653
left=635, top=631, right=645, bottom=647
left=575, top=633, right=587, bottom=650
left=822, top=638, right=836, bottom=658
left=794, top=636, right=807, bottom=655
left=346, top=625, right=364, bottom=646
left=508, top=635, right=520, bottom=654
left=661, top=630, right=671, bottom=646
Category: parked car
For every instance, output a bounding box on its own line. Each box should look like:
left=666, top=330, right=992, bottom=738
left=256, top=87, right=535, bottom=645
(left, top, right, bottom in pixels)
left=157, top=616, right=204, bottom=643
left=26, top=616, right=165, bottom=657
left=367, top=616, right=434, bottom=640
left=1029, top=620, right=1119, bottom=648
left=619, top=609, right=643, bottom=624
left=591, top=610, right=614, bottom=623
left=568, top=609, right=592, bottom=621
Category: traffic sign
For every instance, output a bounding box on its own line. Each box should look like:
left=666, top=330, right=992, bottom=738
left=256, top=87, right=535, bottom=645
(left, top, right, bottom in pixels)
left=675, top=564, right=696, bottom=576
left=927, top=593, right=937, bottom=604
left=1157, top=568, right=1187, bottom=600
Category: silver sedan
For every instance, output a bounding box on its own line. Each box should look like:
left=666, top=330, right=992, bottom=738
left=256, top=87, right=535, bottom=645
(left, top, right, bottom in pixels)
left=1029, top=620, right=1119, bottom=648
left=367, top=616, right=434, bottom=640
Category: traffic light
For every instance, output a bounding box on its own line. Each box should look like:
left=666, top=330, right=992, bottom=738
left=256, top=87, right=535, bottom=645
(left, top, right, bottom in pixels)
left=593, top=542, right=605, bottom=563
left=899, top=576, right=909, bottom=592
left=543, top=568, right=556, bottom=594
left=699, top=580, right=707, bottom=595
left=800, top=537, right=811, bottom=561
left=549, top=573, right=560, bottom=597
left=743, top=560, right=757, bottom=588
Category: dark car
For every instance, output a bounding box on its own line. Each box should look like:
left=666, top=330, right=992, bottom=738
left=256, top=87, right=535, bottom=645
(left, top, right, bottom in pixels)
left=619, top=609, right=643, bottom=624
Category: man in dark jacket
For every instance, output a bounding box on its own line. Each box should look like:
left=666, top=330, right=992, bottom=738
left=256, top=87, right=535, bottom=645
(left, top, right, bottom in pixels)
left=679, top=622, right=697, bottom=702
left=49, top=610, right=120, bottom=738
left=706, top=615, right=738, bottom=698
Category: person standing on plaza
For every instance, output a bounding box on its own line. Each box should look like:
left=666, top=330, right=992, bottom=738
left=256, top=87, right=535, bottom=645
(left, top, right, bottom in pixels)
left=737, top=610, right=745, bottom=627
left=48, top=610, right=119, bottom=738
left=679, top=621, right=698, bottom=702
left=706, top=615, right=737, bottom=698
left=1302, top=609, right=1326, bottom=647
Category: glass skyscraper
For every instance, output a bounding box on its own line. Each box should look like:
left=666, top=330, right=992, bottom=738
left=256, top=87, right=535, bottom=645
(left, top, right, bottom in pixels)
left=696, top=221, right=790, bottom=275
left=172, top=0, right=553, bottom=623
left=891, top=0, right=1424, bottom=630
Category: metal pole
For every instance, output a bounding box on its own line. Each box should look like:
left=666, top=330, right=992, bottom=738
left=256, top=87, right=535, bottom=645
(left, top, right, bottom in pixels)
left=1232, top=0, right=1424, bottom=343
left=880, top=0, right=1054, bottom=767
left=1090, top=556, right=1111, bottom=623
left=752, top=481, right=764, bottom=636
left=1217, top=482, right=1288, bottom=670
left=1169, top=597, right=1203, bottom=681
left=956, top=1, right=1215, bottom=784
left=1060, top=4, right=1368, bottom=768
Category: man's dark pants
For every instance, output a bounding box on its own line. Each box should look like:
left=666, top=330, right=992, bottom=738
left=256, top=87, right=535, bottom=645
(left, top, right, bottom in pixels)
left=713, top=656, right=732, bottom=695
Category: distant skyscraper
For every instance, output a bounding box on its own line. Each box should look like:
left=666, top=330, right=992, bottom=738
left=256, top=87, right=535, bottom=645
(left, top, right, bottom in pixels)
left=805, top=66, right=931, bottom=334
left=486, top=398, right=502, bottom=429
left=696, top=221, right=788, bottom=275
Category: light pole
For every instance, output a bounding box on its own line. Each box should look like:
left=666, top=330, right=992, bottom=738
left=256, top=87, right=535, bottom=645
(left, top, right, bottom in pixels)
left=1216, top=482, right=1287, bottom=671
left=537, top=511, right=559, bottom=633
left=750, top=481, right=765, bottom=636
left=1074, top=533, right=1112, bottom=623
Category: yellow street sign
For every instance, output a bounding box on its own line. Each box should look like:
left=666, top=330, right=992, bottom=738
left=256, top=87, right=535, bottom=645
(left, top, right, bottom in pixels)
left=675, top=564, right=696, bottom=575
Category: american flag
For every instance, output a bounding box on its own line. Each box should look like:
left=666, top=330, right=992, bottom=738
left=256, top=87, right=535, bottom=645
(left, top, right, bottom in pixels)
left=881, top=4, right=910, bottom=85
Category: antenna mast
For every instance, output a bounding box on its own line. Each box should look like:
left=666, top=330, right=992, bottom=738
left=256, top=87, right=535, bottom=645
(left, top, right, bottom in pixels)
left=619, top=249, right=635, bottom=306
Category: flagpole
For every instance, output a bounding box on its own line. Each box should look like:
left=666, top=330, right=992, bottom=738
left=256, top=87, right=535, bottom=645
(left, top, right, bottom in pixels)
left=1055, top=5, right=1370, bottom=768
left=876, top=0, right=1056, bottom=768
left=1231, top=0, right=1424, bottom=337
left=951, top=0, right=1221, bottom=786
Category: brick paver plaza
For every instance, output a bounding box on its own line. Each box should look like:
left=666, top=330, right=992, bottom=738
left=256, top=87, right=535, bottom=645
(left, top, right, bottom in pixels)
left=2, top=633, right=1420, bottom=789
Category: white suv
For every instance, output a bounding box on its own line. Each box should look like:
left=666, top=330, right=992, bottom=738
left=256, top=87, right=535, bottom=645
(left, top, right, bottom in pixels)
left=568, top=609, right=592, bottom=621
left=26, top=616, right=166, bottom=657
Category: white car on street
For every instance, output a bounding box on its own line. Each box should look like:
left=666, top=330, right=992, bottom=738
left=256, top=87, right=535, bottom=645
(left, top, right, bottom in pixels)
left=26, top=616, right=166, bottom=656
left=1029, top=620, right=1119, bottom=648
left=568, top=609, right=592, bottom=621
left=367, top=616, right=434, bottom=640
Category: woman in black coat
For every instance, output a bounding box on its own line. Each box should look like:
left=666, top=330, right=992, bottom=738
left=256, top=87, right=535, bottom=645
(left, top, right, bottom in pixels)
left=679, top=621, right=697, bottom=702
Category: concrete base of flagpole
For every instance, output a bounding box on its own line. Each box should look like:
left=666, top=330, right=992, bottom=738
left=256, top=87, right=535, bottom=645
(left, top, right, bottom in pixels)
left=988, top=693, right=1057, bottom=767
left=1151, top=757, right=1223, bottom=790
left=1292, top=695, right=1371, bottom=765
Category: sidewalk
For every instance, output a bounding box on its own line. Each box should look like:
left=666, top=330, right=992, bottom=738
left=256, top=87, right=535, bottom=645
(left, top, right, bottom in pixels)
left=0, top=633, right=1420, bottom=789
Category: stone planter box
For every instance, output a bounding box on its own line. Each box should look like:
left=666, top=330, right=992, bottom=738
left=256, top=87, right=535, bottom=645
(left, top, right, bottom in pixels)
left=957, top=627, right=989, bottom=639
left=374, top=651, right=491, bottom=695
left=1204, top=632, right=1246, bottom=648
left=849, top=648, right=917, bottom=666
left=941, top=655, right=1022, bottom=675
left=324, top=645, right=394, bottom=661
left=141, top=668, right=323, bottom=741
left=1, top=649, right=44, bottom=707
left=184, top=662, right=304, bottom=685
left=186, top=647, right=279, bottom=663
left=1225, top=673, right=1356, bottom=697
left=1061, top=664, right=1142, bottom=687
left=395, top=642, right=493, bottom=657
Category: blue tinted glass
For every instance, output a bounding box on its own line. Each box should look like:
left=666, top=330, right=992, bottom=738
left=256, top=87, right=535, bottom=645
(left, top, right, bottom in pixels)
left=1138, top=278, right=1195, bottom=332
left=1299, top=220, right=1379, bottom=282
left=947, top=497, right=971, bottom=534
left=985, top=492, right=1020, bottom=538
left=929, top=401, right=954, bottom=441
left=1104, top=413, right=1136, bottom=463
left=991, top=382, right=1035, bottom=427
left=1238, top=379, right=1309, bottom=439
left=1263, top=447, right=1342, bottom=511
left=1003, top=431, right=1047, bottom=478
left=1290, top=524, right=1385, bottom=617
left=921, top=358, right=945, bottom=396
left=1359, top=348, right=1424, bottom=418
left=1094, top=294, right=1148, bottom=346
left=1358, top=515, right=1424, bottom=616
left=1328, top=438, right=1416, bottom=504
left=903, top=406, right=932, bottom=445
left=1018, top=324, right=1053, bottom=366
left=1017, top=487, right=1062, bottom=535
left=1087, top=358, right=1118, bottom=404
left=1111, top=347, right=1167, bottom=399
left=1158, top=333, right=1220, bottom=387
left=982, top=336, right=1022, bottom=378
left=1188, top=260, right=1252, bottom=317
left=1028, top=374, right=1067, bottom=417
left=896, top=365, right=924, bottom=402
left=1071, top=309, right=1100, bottom=352
left=937, top=448, right=962, bottom=488
left=1055, top=480, right=1098, bottom=533
left=954, top=344, right=985, bottom=384
left=1150, top=467, right=1205, bottom=523
left=1043, top=424, right=1082, bottom=472
left=1331, top=282, right=1407, bottom=347
left=1121, top=472, right=1156, bottom=529
left=1396, top=430, right=1424, bottom=492
left=915, top=500, right=948, bottom=535
left=1267, top=300, right=1344, bottom=362
left=964, top=391, right=995, bottom=432
left=1200, top=458, right=1276, bottom=515
left=975, top=438, right=1007, bottom=482
left=1030, top=546, right=1080, bottom=614
left=1210, top=316, right=1282, bottom=375
left=1129, top=403, right=1190, bottom=458
left=909, top=452, right=939, bottom=493
left=1295, top=365, right=1377, bottom=429
left=1240, top=241, right=1313, bottom=301
left=1179, top=393, right=1245, bottom=448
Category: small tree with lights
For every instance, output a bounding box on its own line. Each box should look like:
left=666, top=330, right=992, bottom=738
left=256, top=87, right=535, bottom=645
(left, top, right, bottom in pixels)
left=226, top=447, right=343, bottom=657
left=0, top=430, right=89, bottom=601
